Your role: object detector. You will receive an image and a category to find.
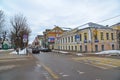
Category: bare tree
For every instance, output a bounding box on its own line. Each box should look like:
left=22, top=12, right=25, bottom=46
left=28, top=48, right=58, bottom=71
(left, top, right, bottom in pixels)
left=10, top=14, right=31, bottom=49
left=0, top=10, right=5, bottom=32
left=0, top=10, right=6, bottom=48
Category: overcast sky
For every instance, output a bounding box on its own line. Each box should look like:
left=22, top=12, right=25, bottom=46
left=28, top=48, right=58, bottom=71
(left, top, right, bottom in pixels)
left=0, top=0, right=120, bottom=44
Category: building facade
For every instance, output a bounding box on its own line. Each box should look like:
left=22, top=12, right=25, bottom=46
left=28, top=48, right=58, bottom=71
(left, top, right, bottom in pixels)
left=43, top=26, right=64, bottom=49
left=111, top=23, right=120, bottom=49
left=37, top=35, right=44, bottom=48
left=55, top=22, right=117, bottom=53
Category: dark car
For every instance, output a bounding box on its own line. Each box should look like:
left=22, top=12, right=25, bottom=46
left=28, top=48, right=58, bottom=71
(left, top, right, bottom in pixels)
left=40, top=48, right=51, bottom=52
left=32, top=47, right=40, bottom=53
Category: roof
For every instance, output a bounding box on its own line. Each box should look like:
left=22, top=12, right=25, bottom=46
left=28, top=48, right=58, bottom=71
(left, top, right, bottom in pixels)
left=60, top=27, right=72, bottom=31
left=111, top=22, right=120, bottom=27
left=76, top=22, right=112, bottom=30
left=37, top=35, right=43, bottom=37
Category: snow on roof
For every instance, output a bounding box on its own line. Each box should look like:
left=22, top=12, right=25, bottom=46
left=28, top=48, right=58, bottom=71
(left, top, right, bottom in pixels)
left=77, top=22, right=112, bottom=30
left=60, top=27, right=72, bottom=31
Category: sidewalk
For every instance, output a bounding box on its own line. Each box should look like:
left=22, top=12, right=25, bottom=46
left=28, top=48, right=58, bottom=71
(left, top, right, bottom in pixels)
left=52, top=50, right=120, bottom=58
left=0, top=49, right=32, bottom=60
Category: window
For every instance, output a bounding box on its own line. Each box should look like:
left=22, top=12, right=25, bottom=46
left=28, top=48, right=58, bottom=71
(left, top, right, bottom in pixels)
left=95, top=45, right=98, bottom=52
left=71, top=36, right=73, bottom=42
left=84, top=33, right=87, bottom=40
left=101, top=45, right=104, bottom=51
left=71, top=46, right=73, bottom=50
left=75, top=46, right=77, bottom=51
left=100, top=32, right=104, bottom=40
left=111, top=33, right=114, bottom=40
left=68, top=37, right=70, bottom=42
left=106, top=33, right=109, bottom=40
left=80, top=45, right=82, bottom=52
left=75, top=35, right=77, bottom=42
left=60, top=39, right=62, bottom=44
left=112, top=44, right=114, bottom=50
left=93, top=29, right=98, bottom=40
left=94, top=34, right=98, bottom=40
left=79, top=34, right=81, bottom=41
left=63, top=38, right=64, bottom=43
left=69, top=46, right=70, bottom=50
left=66, top=37, right=67, bottom=43
left=85, top=45, right=87, bottom=52
left=62, top=46, right=64, bottom=50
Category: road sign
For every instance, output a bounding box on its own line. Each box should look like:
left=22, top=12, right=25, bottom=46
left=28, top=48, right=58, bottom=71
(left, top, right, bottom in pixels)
left=23, top=35, right=28, bottom=39
left=23, top=38, right=27, bottom=43
left=23, top=35, right=28, bottom=43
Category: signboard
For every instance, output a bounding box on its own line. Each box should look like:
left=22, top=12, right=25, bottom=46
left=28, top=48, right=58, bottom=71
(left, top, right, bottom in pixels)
left=23, top=34, right=28, bottom=43
left=75, top=35, right=80, bottom=43
left=23, top=35, right=28, bottom=39
left=23, top=38, right=27, bottom=43
left=48, top=37, right=55, bottom=42
left=75, top=35, right=80, bottom=39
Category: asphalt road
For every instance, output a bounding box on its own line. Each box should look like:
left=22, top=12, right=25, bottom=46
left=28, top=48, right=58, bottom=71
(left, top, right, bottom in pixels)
left=0, top=51, right=120, bottom=80
left=34, top=52, right=120, bottom=80
left=0, top=56, right=55, bottom=80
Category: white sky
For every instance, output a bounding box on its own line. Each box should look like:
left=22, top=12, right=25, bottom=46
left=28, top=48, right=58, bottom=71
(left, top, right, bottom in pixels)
left=0, top=0, right=120, bottom=44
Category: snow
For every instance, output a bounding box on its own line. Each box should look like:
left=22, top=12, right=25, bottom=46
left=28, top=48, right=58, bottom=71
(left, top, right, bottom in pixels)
left=76, top=53, right=83, bottom=56
left=95, top=50, right=120, bottom=55
left=10, top=48, right=27, bottom=54
left=52, top=50, right=69, bottom=54
left=59, top=51, right=69, bottom=54
left=0, top=49, right=13, bottom=52
left=78, top=24, right=89, bottom=30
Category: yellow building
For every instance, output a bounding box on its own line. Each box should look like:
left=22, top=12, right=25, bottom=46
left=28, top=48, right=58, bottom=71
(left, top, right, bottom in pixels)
left=111, top=23, right=120, bottom=49
left=55, top=22, right=117, bottom=53
left=43, top=26, right=64, bottom=49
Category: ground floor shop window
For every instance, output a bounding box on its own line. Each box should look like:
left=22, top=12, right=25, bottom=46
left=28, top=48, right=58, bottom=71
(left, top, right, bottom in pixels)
left=75, top=46, right=77, bottom=51
left=85, top=45, right=87, bottom=52
left=69, top=46, right=70, bottom=50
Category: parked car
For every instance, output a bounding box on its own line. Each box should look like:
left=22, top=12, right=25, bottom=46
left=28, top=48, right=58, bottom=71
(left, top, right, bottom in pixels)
left=32, top=47, right=40, bottom=54
left=40, top=48, right=51, bottom=52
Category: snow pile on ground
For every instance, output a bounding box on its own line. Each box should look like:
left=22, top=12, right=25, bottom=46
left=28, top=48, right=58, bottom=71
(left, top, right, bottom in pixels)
left=0, top=49, right=14, bottom=52
left=52, top=50, right=69, bottom=54
left=59, top=51, right=69, bottom=54
left=76, top=53, right=83, bottom=56
left=95, top=50, right=120, bottom=55
left=10, top=48, right=27, bottom=54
